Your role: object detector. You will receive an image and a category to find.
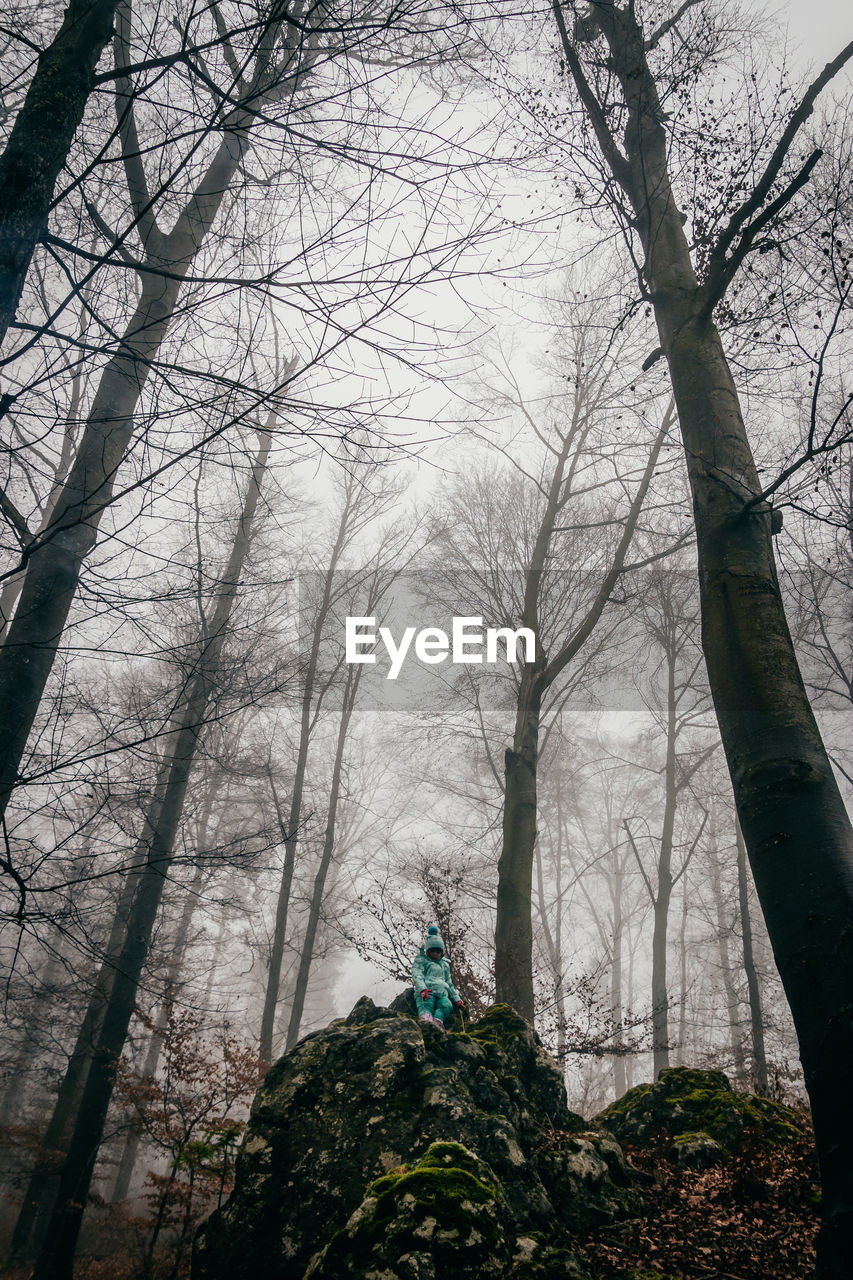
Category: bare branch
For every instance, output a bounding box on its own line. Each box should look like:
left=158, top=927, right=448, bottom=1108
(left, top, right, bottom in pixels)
left=704, top=38, right=853, bottom=305
left=644, top=0, right=703, bottom=52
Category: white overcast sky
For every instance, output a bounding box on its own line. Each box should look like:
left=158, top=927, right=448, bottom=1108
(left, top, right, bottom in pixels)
left=762, top=0, right=852, bottom=66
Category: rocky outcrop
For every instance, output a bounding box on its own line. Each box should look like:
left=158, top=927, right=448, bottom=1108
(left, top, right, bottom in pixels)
left=596, top=1066, right=802, bottom=1167
left=192, top=1000, right=636, bottom=1280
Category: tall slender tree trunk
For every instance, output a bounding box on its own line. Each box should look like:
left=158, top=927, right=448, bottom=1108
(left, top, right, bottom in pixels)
left=650, top=648, right=677, bottom=1077
left=736, top=818, right=768, bottom=1094
left=534, top=836, right=567, bottom=1059
left=551, top=824, right=568, bottom=1061
left=495, top=668, right=545, bottom=1022
left=609, top=865, right=626, bottom=1098
left=709, top=826, right=747, bottom=1084
left=0, top=0, right=118, bottom=346
left=494, top=415, right=667, bottom=1022
left=6, top=839, right=155, bottom=1263
left=111, top=852, right=206, bottom=1203
left=258, top=489, right=356, bottom=1067
left=556, top=8, right=853, bottom=1269
left=675, top=871, right=689, bottom=1066
left=284, top=665, right=358, bottom=1051
left=258, top=748, right=308, bottom=1068
left=30, top=432, right=270, bottom=1280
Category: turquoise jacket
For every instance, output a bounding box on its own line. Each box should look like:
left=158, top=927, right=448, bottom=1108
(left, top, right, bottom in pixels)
left=412, top=947, right=460, bottom=1004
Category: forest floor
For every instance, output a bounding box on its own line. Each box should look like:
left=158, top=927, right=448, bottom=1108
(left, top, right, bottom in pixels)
left=573, top=1112, right=819, bottom=1280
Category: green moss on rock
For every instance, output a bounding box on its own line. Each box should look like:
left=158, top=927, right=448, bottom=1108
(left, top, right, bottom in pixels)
left=305, top=1143, right=508, bottom=1279
left=597, top=1067, right=802, bottom=1156
left=467, top=1004, right=531, bottom=1045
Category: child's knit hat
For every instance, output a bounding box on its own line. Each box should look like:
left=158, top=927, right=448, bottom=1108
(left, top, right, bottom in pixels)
left=423, top=924, right=445, bottom=954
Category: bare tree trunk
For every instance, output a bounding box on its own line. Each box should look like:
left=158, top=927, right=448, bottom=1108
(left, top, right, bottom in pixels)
left=610, top=867, right=626, bottom=1098
left=258, top=756, right=306, bottom=1067
left=534, top=836, right=567, bottom=1059
left=111, top=851, right=206, bottom=1203
left=258, top=486, right=356, bottom=1067
left=6, top=840, right=154, bottom=1263
left=556, top=8, right=853, bottom=1268
left=650, top=645, right=677, bottom=1077
left=0, top=0, right=118, bottom=346
left=495, top=414, right=668, bottom=1022
left=708, top=825, right=747, bottom=1084
left=284, top=664, right=358, bottom=1051
left=675, top=871, right=689, bottom=1066
left=495, top=668, right=545, bottom=1022
left=736, top=818, right=768, bottom=1094
left=30, top=432, right=270, bottom=1280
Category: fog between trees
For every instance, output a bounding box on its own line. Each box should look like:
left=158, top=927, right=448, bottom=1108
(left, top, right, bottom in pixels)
left=0, top=0, right=851, bottom=1277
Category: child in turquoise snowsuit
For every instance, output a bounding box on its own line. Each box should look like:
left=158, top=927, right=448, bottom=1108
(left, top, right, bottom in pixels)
left=412, top=925, right=464, bottom=1029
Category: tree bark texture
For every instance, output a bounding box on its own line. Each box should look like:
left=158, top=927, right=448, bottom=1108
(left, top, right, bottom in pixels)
left=0, top=0, right=118, bottom=347
left=556, top=6, right=853, bottom=1271
left=495, top=670, right=544, bottom=1023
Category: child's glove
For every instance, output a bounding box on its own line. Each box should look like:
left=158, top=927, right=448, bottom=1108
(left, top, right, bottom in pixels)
left=454, top=1000, right=465, bottom=1010
left=420, top=989, right=431, bottom=999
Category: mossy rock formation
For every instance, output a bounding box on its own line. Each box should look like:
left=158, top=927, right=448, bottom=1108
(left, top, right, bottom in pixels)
left=596, top=1066, right=802, bottom=1157
left=192, top=999, right=636, bottom=1280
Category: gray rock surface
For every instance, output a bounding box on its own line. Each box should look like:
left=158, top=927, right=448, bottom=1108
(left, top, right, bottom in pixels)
left=192, top=1000, right=636, bottom=1280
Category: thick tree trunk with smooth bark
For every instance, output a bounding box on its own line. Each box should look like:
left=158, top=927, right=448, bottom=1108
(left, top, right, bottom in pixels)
left=0, top=0, right=118, bottom=346
left=556, top=5, right=853, bottom=1270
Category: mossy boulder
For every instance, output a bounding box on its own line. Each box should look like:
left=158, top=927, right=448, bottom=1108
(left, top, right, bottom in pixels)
left=192, top=998, right=632, bottom=1279
left=671, top=1131, right=726, bottom=1168
left=304, top=1142, right=508, bottom=1278
left=596, top=1067, right=802, bottom=1158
